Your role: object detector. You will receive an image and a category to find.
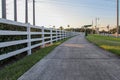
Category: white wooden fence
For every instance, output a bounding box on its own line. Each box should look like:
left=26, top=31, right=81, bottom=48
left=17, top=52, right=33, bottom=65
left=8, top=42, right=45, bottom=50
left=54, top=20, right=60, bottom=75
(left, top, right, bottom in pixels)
left=0, top=19, right=78, bottom=61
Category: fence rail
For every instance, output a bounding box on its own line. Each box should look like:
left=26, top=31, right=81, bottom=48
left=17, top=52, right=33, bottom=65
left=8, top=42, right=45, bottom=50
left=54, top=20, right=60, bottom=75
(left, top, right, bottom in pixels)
left=0, top=19, right=79, bottom=61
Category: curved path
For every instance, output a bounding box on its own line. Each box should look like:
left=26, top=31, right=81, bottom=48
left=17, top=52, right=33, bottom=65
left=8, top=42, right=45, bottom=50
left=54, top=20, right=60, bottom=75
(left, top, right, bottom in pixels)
left=18, top=35, right=120, bottom=80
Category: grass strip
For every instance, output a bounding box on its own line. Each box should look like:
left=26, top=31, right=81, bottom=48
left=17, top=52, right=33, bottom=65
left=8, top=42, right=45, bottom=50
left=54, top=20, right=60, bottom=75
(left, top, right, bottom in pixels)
left=86, top=34, right=120, bottom=56
left=0, top=38, right=70, bottom=80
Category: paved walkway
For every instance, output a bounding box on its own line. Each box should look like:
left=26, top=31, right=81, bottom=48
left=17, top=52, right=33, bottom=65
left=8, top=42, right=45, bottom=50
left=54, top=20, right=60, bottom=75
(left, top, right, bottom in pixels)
left=18, top=35, right=120, bottom=80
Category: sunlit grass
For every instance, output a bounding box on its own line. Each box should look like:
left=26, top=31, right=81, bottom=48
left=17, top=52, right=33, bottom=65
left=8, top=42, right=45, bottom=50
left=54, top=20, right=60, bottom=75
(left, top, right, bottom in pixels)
left=86, top=34, right=120, bottom=55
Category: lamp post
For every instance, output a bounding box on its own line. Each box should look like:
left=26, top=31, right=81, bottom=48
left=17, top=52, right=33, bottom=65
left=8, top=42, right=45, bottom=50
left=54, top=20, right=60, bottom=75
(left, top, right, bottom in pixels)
left=117, top=0, right=119, bottom=37
left=2, top=0, right=6, bottom=19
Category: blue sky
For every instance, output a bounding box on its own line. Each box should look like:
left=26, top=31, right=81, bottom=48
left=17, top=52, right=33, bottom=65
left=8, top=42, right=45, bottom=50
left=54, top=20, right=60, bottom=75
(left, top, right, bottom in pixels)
left=0, top=0, right=119, bottom=29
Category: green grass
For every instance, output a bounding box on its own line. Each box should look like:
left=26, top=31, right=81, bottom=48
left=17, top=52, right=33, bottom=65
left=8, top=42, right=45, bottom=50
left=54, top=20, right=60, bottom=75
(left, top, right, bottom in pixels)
left=0, top=38, right=70, bottom=80
left=86, top=34, right=120, bottom=55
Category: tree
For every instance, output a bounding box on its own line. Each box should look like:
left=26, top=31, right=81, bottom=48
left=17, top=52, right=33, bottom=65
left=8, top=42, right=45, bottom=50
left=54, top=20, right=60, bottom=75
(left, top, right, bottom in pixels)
left=53, top=26, right=55, bottom=29
left=67, top=25, right=70, bottom=31
left=67, top=25, right=70, bottom=28
left=59, top=26, right=64, bottom=30
left=109, top=28, right=117, bottom=34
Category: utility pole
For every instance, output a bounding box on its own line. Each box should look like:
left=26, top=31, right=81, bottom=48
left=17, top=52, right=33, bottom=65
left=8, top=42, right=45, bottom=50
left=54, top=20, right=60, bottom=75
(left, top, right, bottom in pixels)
left=2, top=0, right=6, bottom=19
left=33, top=0, right=35, bottom=25
left=25, top=0, right=28, bottom=23
left=117, top=0, right=119, bottom=37
left=14, top=0, right=17, bottom=21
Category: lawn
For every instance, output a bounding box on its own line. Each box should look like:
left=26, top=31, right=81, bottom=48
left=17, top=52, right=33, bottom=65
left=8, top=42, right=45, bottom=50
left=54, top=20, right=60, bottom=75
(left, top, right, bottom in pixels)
left=0, top=38, right=69, bottom=80
left=86, top=34, right=120, bottom=55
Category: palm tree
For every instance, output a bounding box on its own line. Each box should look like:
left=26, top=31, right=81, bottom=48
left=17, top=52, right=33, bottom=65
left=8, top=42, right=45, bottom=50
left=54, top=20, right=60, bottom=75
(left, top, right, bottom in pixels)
left=67, top=25, right=70, bottom=31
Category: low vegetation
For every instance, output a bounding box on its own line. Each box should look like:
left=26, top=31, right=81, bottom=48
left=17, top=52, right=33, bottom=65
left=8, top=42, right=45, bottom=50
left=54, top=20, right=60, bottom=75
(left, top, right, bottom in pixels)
left=0, top=38, right=69, bottom=80
left=86, top=34, right=120, bottom=55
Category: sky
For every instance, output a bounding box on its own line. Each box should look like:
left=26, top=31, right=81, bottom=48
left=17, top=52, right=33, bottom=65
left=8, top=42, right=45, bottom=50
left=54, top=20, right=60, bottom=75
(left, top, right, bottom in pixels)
left=0, top=0, right=119, bottom=29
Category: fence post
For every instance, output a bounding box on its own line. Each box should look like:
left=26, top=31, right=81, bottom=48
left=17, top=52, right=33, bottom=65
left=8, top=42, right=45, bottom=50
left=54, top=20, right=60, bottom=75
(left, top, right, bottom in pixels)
left=27, top=23, right=31, bottom=55
left=67, top=31, right=69, bottom=38
left=42, top=26, right=45, bottom=47
left=59, top=30, right=61, bottom=40
left=64, top=31, right=66, bottom=39
left=56, top=29, right=58, bottom=42
left=62, top=30, right=64, bottom=39
left=61, top=30, right=63, bottom=39
left=64, top=31, right=65, bottom=39
left=50, top=28, right=53, bottom=44
left=58, top=30, right=60, bottom=41
left=65, top=31, right=67, bottom=38
left=69, top=32, right=70, bottom=37
left=60, top=30, right=62, bottom=40
left=63, top=30, right=64, bottom=39
left=68, top=32, right=70, bottom=37
left=66, top=31, right=67, bottom=38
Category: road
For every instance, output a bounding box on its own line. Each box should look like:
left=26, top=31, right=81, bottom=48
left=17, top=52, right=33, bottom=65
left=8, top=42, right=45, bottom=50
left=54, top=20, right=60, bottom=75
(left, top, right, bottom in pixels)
left=18, top=35, right=120, bottom=80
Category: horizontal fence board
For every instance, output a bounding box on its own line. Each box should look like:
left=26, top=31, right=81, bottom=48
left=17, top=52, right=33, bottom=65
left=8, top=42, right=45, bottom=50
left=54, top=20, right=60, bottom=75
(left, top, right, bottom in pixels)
left=44, top=32, right=51, bottom=34
left=30, top=25, right=42, bottom=29
left=44, top=28, right=51, bottom=31
left=0, top=30, right=27, bottom=35
left=0, top=19, right=79, bottom=61
left=44, top=41, right=51, bottom=44
left=44, top=37, right=51, bottom=39
left=52, top=39, right=57, bottom=42
left=0, top=47, right=29, bottom=61
left=52, top=36, right=57, bottom=38
left=31, top=43, right=43, bottom=49
left=0, top=39, right=28, bottom=48
left=58, top=35, right=62, bottom=37
left=31, top=38, right=43, bottom=42
left=0, top=18, right=28, bottom=27
left=31, top=32, right=42, bottom=35
left=52, top=32, right=57, bottom=34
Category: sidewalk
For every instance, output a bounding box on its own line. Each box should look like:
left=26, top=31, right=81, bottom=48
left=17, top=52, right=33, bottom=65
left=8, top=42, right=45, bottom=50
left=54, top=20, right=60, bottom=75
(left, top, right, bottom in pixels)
left=18, top=35, right=120, bottom=80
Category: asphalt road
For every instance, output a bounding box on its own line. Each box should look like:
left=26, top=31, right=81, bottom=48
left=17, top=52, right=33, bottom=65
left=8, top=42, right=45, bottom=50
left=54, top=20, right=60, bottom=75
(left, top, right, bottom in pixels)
left=18, top=35, right=120, bottom=80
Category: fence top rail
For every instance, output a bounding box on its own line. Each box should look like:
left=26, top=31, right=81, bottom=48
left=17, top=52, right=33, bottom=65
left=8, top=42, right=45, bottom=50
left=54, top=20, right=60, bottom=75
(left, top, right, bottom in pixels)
left=0, top=18, right=28, bottom=27
left=0, top=18, right=70, bottom=33
left=30, top=25, right=43, bottom=29
left=0, top=30, right=28, bottom=35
